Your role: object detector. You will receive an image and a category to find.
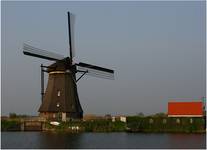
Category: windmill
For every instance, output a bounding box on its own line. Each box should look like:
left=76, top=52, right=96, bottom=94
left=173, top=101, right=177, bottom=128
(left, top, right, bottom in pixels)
left=23, top=12, right=114, bottom=121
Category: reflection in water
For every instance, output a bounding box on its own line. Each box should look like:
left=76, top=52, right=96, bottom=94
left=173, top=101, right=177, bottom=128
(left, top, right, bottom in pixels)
left=38, top=132, right=83, bottom=149
left=166, top=133, right=206, bottom=149
left=1, top=132, right=206, bottom=149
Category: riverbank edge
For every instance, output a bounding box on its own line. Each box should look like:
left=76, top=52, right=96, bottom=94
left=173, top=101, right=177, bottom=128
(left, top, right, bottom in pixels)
left=1, top=118, right=206, bottom=133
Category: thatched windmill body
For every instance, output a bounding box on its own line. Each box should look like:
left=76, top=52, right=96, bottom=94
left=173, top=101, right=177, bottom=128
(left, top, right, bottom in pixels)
left=23, top=12, right=114, bottom=121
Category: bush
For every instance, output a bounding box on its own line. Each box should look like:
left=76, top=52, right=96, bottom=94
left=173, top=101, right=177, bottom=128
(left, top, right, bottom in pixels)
left=9, top=113, right=17, bottom=118
left=1, top=120, right=21, bottom=131
left=126, top=116, right=205, bottom=133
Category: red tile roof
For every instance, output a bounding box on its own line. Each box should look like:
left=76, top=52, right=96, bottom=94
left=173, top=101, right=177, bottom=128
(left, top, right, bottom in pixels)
left=168, top=101, right=203, bottom=116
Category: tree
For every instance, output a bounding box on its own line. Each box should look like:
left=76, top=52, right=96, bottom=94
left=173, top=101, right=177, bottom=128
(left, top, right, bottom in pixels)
left=9, top=113, right=17, bottom=118
left=153, top=112, right=167, bottom=117
left=136, top=112, right=144, bottom=117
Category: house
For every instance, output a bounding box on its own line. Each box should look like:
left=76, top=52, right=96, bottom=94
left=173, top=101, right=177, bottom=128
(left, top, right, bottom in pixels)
left=111, top=115, right=126, bottom=122
left=168, top=101, right=203, bottom=117
left=120, top=116, right=127, bottom=122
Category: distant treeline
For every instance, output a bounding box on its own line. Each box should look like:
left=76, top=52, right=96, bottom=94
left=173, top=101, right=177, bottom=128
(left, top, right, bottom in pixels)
left=8, top=113, right=29, bottom=118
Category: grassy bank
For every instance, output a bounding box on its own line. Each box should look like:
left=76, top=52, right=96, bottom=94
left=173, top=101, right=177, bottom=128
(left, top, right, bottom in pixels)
left=1, top=117, right=206, bottom=133
left=126, top=116, right=206, bottom=133
left=44, top=120, right=126, bottom=132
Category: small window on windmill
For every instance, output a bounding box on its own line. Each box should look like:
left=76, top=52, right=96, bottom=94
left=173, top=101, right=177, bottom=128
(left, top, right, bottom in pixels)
left=57, top=91, right=61, bottom=97
left=56, top=102, right=60, bottom=108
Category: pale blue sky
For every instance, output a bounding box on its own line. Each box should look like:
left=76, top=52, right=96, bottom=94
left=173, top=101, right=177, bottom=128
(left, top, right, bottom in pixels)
left=1, top=1, right=205, bottom=116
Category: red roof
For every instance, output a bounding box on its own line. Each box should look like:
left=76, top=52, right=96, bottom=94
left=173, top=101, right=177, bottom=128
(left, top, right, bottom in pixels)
left=168, top=102, right=203, bottom=116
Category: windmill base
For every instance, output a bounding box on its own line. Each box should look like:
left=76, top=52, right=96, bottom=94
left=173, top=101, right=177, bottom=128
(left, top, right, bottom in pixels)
left=39, top=112, right=83, bottom=122
left=38, top=71, right=83, bottom=121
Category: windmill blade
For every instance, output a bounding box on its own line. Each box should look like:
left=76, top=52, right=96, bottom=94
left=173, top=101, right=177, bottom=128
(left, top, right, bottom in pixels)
left=68, top=12, right=76, bottom=60
left=70, top=13, right=76, bottom=58
left=76, top=62, right=114, bottom=80
left=23, top=43, right=65, bottom=61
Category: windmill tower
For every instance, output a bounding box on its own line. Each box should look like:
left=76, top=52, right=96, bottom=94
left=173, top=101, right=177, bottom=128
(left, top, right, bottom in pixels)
left=23, top=12, right=114, bottom=121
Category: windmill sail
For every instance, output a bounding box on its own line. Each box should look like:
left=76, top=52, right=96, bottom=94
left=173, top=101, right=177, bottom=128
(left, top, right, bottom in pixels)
left=68, top=12, right=76, bottom=59
left=70, top=13, right=76, bottom=58
left=76, top=62, right=114, bottom=80
left=23, top=43, right=65, bottom=61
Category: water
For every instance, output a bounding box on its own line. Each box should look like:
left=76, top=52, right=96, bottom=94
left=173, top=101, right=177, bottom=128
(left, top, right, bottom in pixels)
left=1, top=132, right=206, bottom=149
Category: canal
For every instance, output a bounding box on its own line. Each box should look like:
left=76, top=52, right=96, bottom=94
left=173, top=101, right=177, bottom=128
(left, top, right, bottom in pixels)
left=1, top=132, right=206, bottom=149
